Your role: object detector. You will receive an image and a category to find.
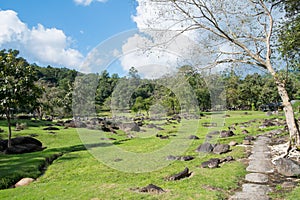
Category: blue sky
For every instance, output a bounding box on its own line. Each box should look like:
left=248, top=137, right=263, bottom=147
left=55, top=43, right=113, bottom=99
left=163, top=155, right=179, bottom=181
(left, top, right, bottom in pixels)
left=0, top=0, right=222, bottom=78
left=0, top=0, right=138, bottom=72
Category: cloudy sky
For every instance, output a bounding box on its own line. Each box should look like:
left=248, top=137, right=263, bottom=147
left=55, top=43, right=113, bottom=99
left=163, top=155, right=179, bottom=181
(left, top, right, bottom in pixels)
left=0, top=0, right=204, bottom=78
left=0, top=0, right=138, bottom=71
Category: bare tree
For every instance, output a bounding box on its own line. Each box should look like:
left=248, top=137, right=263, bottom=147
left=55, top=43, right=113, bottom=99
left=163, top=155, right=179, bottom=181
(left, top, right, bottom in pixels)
left=143, top=0, right=300, bottom=149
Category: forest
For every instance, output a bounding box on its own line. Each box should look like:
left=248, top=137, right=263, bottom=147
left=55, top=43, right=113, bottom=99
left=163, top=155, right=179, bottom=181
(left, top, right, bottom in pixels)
left=1, top=48, right=300, bottom=121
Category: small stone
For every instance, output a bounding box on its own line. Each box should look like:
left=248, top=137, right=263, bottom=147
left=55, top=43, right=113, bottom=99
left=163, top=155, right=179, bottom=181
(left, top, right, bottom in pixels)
left=243, top=139, right=252, bottom=145
left=201, top=158, right=220, bottom=168
left=229, top=141, right=237, bottom=146
left=245, top=135, right=255, bottom=141
left=220, top=130, right=235, bottom=138
left=188, top=135, right=199, bottom=140
left=139, top=184, right=165, bottom=193
left=180, top=156, right=194, bottom=161
left=166, top=155, right=178, bottom=160
left=282, top=181, right=295, bottom=188
left=15, top=178, right=35, bottom=187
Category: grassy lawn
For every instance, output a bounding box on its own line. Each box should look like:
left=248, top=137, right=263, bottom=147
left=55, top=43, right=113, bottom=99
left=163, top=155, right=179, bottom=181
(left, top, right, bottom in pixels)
left=0, top=111, right=296, bottom=199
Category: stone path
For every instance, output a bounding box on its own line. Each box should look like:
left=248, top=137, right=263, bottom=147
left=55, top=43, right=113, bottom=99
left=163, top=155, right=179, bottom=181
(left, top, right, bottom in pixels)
left=230, top=136, right=274, bottom=200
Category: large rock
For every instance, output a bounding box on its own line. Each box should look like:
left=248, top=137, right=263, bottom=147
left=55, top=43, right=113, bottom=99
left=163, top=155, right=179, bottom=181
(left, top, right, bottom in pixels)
left=195, top=143, right=214, bottom=153
left=15, top=178, right=35, bottom=187
left=213, top=144, right=230, bottom=154
left=229, top=141, right=238, bottom=146
left=274, top=158, right=300, bottom=177
left=1, top=137, right=44, bottom=154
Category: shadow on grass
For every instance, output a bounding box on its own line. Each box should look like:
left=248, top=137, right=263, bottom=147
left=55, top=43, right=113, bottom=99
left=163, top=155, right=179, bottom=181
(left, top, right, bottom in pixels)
left=0, top=119, right=56, bottom=128
left=0, top=141, right=116, bottom=189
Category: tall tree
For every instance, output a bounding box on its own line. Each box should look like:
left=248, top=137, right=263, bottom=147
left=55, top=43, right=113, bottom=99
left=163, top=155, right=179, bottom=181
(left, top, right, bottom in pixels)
left=146, top=0, right=300, bottom=148
left=0, top=49, right=42, bottom=147
left=277, top=0, right=300, bottom=68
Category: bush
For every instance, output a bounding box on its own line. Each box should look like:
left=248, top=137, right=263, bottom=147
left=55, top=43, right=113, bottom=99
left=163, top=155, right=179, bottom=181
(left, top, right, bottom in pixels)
left=0, top=174, right=23, bottom=189
left=15, top=123, right=28, bottom=130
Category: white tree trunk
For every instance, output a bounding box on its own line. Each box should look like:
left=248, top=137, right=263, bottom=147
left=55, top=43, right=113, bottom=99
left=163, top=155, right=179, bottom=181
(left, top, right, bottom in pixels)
left=276, top=81, right=300, bottom=146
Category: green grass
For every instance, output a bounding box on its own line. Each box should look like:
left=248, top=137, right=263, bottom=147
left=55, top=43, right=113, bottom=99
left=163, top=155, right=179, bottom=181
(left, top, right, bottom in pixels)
left=0, top=111, right=290, bottom=199
left=286, top=185, right=300, bottom=200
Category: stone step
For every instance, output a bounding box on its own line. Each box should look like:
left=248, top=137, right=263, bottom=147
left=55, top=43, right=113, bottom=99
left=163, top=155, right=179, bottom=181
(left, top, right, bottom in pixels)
left=242, top=183, right=272, bottom=193
left=245, top=173, right=268, bottom=183
left=246, top=159, right=274, bottom=173
left=229, top=192, right=270, bottom=200
left=230, top=135, right=274, bottom=200
left=248, top=152, right=271, bottom=159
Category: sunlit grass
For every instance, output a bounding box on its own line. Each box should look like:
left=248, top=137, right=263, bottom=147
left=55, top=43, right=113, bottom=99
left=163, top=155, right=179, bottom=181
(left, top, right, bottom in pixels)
left=0, top=111, right=289, bottom=199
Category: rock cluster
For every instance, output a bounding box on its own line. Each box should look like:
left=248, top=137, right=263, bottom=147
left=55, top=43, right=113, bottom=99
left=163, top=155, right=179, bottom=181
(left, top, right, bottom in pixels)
left=195, top=143, right=230, bottom=154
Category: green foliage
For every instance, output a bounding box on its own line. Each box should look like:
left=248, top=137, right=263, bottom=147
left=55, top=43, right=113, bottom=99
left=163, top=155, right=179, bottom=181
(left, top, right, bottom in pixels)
left=0, top=49, right=42, bottom=146
left=1, top=48, right=300, bottom=120
left=0, top=49, right=42, bottom=113
left=276, top=0, right=300, bottom=69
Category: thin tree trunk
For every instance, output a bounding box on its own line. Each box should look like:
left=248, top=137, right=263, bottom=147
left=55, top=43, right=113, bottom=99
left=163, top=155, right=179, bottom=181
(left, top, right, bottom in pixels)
left=6, top=109, right=12, bottom=148
left=276, top=81, right=300, bottom=146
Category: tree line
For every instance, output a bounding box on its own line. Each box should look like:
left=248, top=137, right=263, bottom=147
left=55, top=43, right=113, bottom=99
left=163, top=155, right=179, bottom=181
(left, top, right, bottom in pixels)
left=2, top=49, right=300, bottom=121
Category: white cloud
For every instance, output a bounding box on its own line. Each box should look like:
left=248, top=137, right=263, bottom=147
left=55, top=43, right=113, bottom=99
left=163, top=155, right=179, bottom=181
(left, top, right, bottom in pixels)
left=120, top=33, right=181, bottom=78
left=74, top=0, right=107, bottom=6
left=115, top=0, right=206, bottom=78
left=0, top=10, right=27, bottom=44
left=0, top=10, right=83, bottom=68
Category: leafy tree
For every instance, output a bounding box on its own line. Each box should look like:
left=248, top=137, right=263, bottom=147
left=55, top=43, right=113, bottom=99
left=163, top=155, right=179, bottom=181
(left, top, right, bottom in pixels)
left=178, top=66, right=211, bottom=111
left=239, top=73, right=264, bottom=110
left=147, top=0, right=300, bottom=147
left=96, top=70, right=119, bottom=111
left=277, top=0, right=300, bottom=69
left=131, top=96, right=152, bottom=115
left=0, top=49, right=42, bottom=147
left=72, top=74, right=98, bottom=118
left=128, top=66, right=140, bottom=79
left=258, top=76, right=280, bottom=106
